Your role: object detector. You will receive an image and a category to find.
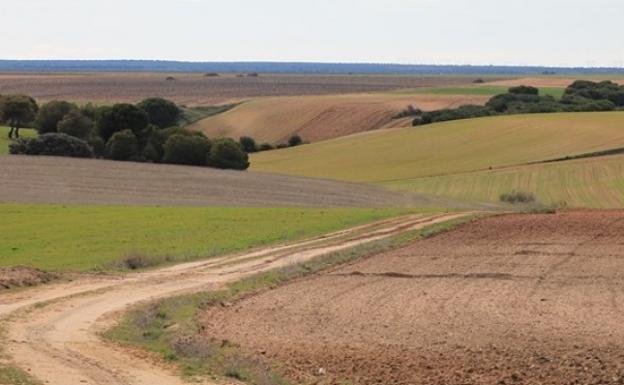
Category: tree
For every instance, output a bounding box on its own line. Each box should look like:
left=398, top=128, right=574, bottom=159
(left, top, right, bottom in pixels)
left=163, top=134, right=211, bottom=166
left=288, top=135, right=303, bottom=147
left=97, top=104, right=149, bottom=142
left=208, top=138, right=249, bottom=170
left=239, top=136, right=258, bottom=153
left=9, top=133, right=93, bottom=158
left=34, top=100, right=77, bottom=134
left=0, top=95, right=38, bottom=139
left=508, top=86, right=539, bottom=95
left=57, top=110, right=94, bottom=139
left=105, top=129, right=138, bottom=161
left=137, top=98, right=181, bottom=129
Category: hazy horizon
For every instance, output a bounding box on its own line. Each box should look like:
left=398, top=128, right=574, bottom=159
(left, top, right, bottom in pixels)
left=2, top=0, right=623, bottom=68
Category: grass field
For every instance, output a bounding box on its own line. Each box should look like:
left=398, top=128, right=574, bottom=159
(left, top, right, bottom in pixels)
left=250, top=111, right=624, bottom=182
left=0, top=127, right=36, bottom=155
left=0, top=205, right=414, bottom=272
left=399, top=85, right=565, bottom=99
left=383, top=155, right=624, bottom=208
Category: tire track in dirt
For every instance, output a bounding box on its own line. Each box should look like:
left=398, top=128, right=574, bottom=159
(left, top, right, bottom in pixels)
left=0, top=213, right=468, bottom=385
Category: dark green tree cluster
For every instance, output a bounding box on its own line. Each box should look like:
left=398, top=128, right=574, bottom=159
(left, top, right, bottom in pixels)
left=412, top=80, right=624, bottom=127
left=5, top=96, right=249, bottom=170
left=237, top=134, right=304, bottom=153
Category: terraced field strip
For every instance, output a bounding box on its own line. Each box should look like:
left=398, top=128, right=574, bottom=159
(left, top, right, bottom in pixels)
left=0, top=212, right=466, bottom=385
left=396, top=85, right=565, bottom=98
left=382, top=154, right=624, bottom=208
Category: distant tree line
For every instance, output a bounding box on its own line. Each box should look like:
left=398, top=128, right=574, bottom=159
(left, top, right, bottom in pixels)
left=407, top=80, right=624, bottom=127
left=238, top=134, right=304, bottom=153
left=1, top=96, right=249, bottom=170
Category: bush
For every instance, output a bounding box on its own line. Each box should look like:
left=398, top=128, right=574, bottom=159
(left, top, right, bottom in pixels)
left=393, top=105, right=423, bottom=119
left=57, top=110, right=94, bottom=139
left=97, top=104, right=149, bottom=142
left=9, top=133, right=93, bottom=158
left=208, top=138, right=250, bottom=170
left=137, top=97, right=181, bottom=129
left=288, top=135, right=303, bottom=147
left=35, top=100, right=76, bottom=134
left=257, top=143, right=274, bottom=152
left=239, top=136, right=258, bottom=153
left=508, top=86, right=539, bottom=95
left=500, top=190, right=536, bottom=204
left=163, top=134, right=211, bottom=166
left=105, top=130, right=139, bottom=161
left=87, top=136, right=106, bottom=158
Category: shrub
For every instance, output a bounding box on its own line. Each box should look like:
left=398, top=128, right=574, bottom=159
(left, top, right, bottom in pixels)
left=473, top=78, right=485, bottom=84
left=258, top=143, right=274, bottom=152
left=57, top=110, right=94, bottom=139
left=97, top=103, right=149, bottom=142
left=500, top=190, right=536, bottom=204
left=393, top=105, right=423, bottom=119
left=163, top=134, right=211, bottom=166
left=288, top=135, right=303, bottom=147
left=105, top=129, right=139, bottom=161
left=208, top=138, right=250, bottom=170
left=239, top=136, right=258, bottom=153
left=9, top=133, right=93, bottom=158
left=87, top=136, right=106, bottom=158
left=508, top=86, right=539, bottom=95
left=35, top=100, right=76, bottom=134
left=137, top=97, right=181, bottom=129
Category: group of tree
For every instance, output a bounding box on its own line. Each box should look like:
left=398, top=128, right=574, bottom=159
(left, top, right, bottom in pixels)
left=238, top=134, right=304, bottom=153
left=1, top=96, right=249, bottom=170
left=409, top=80, right=624, bottom=127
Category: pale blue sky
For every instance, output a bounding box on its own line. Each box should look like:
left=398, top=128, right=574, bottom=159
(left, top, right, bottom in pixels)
left=1, top=0, right=622, bottom=67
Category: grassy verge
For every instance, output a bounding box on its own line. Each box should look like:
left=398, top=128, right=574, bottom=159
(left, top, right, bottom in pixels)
left=0, top=205, right=415, bottom=272
left=105, top=213, right=482, bottom=385
left=179, top=104, right=240, bottom=126
left=0, top=127, right=37, bottom=155
left=394, top=86, right=565, bottom=99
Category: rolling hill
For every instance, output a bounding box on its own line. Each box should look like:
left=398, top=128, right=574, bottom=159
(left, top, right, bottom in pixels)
left=191, top=93, right=489, bottom=144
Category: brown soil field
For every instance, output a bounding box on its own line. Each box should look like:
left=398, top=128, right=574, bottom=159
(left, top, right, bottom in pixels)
left=0, top=73, right=484, bottom=105
left=202, top=210, right=624, bottom=385
left=191, top=93, right=488, bottom=143
left=490, top=76, right=624, bottom=88
left=0, top=155, right=433, bottom=208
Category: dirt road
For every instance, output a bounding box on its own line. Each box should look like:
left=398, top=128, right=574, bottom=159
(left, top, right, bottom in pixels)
left=0, top=213, right=464, bottom=385
left=202, top=210, right=624, bottom=385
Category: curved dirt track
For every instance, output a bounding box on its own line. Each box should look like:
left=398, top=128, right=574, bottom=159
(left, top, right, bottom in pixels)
left=202, top=210, right=624, bottom=385
left=0, top=213, right=465, bottom=385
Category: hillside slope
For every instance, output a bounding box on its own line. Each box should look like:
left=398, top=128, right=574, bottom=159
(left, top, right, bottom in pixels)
left=191, top=93, right=488, bottom=143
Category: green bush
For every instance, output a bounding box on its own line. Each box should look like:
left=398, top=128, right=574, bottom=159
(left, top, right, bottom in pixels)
left=239, top=136, right=258, bottom=153
left=208, top=138, right=249, bottom=170
left=500, top=190, right=536, bottom=204
left=258, top=143, right=274, bottom=152
left=9, top=133, right=94, bottom=158
left=105, top=130, right=139, bottom=161
left=97, top=104, right=149, bottom=142
left=138, top=98, right=181, bottom=129
left=35, top=100, right=77, bottom=134
left=57, top=110, right=94, bottom=139
left=508, top=85, right=539, bottom=95
left=288, top=135, right=303, bottom=147
left=163, top=134, right=212, bottom=166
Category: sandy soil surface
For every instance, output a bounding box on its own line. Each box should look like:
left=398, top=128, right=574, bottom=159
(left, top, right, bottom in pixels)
left=202, top=210, right=624, bottom=385
left=0, top=155, right=433, bottom=208
left=0, top=213, right=463, bottom=385
left=0, top=73, right=484, bottom=105
left=192, top=93, right=488, bottom=143
left=0, top=267, right=56, bottom=290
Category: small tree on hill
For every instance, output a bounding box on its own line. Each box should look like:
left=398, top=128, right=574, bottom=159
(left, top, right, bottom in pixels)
left=57, top=110, right=94, bottom=139
left=239, top=136, right=258, bottom=153
left=137, top=97, right=181, bottom=129
left=97, top=104, right=149, bottom=142
left=208, top=138, right=249, bottom=170
left=105, top=129, right=138, bottom=161
left=288, top=135, right=303, bottom=147
left=0, top=95, right=38, bottom=139
left=35, top=100, right=77, bottom=134
left=163, top=134, right=211, bottom=166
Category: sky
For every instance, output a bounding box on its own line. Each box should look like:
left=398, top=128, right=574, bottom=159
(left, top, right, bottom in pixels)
left=1, top=0, right=622, bottom=67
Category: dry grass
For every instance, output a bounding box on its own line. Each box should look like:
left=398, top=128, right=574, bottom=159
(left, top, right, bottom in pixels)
left=191, top=93, right=489, bottom=144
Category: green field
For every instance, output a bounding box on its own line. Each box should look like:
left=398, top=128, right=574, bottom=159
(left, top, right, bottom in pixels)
left=0, top=127, right=37, bottom=155
left=0, top=205, right=413, bottom=272
left=395, top=86, right=565, bottom=99
left=383, top=155, right=624, bottom=208
left=251, top=112, right=624, bottom=182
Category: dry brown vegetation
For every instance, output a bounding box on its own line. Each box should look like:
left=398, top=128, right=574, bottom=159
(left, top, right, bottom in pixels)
left=201, top=210, right=624, bottom=385
left=0, top=155, right=434, bottom=208
left=0, top=72, right=484, bottom=105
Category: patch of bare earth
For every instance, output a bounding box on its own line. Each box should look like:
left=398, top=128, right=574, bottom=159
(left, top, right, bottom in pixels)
left=0, top=155, right=435, bottom=208
left=0, top=73, right=488, bottom=105
left=201, top=210, right=624, bottom=385
left=0, top=267, right=56, bottom=290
